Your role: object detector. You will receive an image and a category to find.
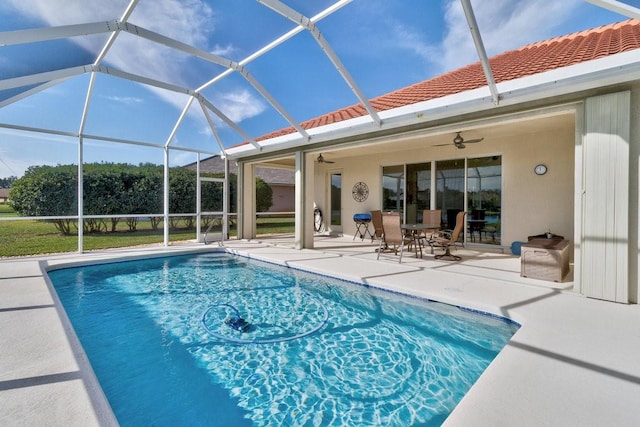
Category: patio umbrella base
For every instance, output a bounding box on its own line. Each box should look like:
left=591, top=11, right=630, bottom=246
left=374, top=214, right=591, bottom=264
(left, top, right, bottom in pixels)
left=434, top=248, right=461, bottom=261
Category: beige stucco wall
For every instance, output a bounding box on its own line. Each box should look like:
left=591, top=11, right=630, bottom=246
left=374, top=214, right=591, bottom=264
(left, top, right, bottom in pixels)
left=269, top=185, right=294, bottom=212
left=313, top=122, right=575, bottom=251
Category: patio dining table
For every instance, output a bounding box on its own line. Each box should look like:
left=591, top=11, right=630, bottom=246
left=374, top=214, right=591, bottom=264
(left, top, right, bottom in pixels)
left=401, top=223, right=440, bottom=258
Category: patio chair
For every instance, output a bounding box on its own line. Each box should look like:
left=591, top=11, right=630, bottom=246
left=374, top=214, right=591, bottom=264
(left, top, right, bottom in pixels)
left=377, top=213, right=411, bottom=263
left=432, top=211, right=467, bottom=261
left=484, top=220, right=500, bottom=243
left=421, top=209, right=442, bottom=253
left=370, top=210, right=384, bottom=244
left=468, top=209, right=486, bottom=242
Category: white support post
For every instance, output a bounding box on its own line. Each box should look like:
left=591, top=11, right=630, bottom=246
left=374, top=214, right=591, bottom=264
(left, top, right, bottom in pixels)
left=581, top=91, right=630, bottom=303
left=258, top=0, right=380, bottom=126
left=196, top=153, right=201, bottom=242
left=76, top=72, right=97, bottom=253
left=237, top=160, right=244, bottom=239
left=223, top=157, right=229, bottom=240
left=303, top=152, right=315, bottom=248
left=294, top=151, right=306, bottom=249
left=93, top=0, right=140, bottom=66
left=237, top=160, right=256, bottom=240
left=163, top=147, right=170, bottom=246
left=460, top=0, right=499, bottom=105
left=77, top=137, right=83, bottom=253
left=585, top=0, right=640, bottom=20
left=198, top=99, right=226, bottom=154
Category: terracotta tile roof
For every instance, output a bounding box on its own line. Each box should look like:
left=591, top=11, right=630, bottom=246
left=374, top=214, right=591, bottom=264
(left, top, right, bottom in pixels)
left=249, top=19, right=640, bottom=144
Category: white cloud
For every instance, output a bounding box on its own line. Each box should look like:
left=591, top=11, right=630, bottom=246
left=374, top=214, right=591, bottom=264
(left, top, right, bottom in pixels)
left=5, top=0, right=125, bottom=27
left=168, top=150, right=197, bottom=167
left=211, top=44, right=237, bottom=58
left=104, top=95, right=143, bottom=105
left=5, top=0, right=266, bottom=128
left=386, top=21, right=438, bottom=63
left=213, top=89, right=266, bottom=123
left=438, top=0, right=582, bottom=72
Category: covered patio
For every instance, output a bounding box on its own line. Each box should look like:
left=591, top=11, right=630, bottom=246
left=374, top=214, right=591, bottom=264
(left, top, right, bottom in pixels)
left=231, top=16, right=640, bottom=305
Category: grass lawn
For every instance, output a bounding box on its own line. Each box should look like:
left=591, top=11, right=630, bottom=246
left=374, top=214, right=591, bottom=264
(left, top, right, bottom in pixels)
left=0, top=219, right=199, bottom=257
left=0, top=206, right=295, bottom=257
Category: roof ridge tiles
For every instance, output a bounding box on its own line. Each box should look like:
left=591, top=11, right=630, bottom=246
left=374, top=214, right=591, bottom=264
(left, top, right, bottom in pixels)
left=519, top=18, right=638, bottom=51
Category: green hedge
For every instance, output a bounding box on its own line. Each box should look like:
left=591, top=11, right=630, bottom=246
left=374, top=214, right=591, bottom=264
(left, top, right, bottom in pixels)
left=10, top=163, right=271, bottom=235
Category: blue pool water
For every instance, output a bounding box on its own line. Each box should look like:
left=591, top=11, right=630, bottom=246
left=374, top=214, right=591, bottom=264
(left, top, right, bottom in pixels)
left=49, top=252, right=519, bottom=426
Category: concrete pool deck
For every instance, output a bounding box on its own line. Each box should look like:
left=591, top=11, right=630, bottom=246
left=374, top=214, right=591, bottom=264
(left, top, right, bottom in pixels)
left=1, top=237, right=639, bottom=426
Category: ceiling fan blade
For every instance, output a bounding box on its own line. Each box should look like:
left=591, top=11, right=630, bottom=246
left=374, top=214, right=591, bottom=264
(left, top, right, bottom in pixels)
left=317, top=153, right=335, bottom=164
left=463, top=137, right=484, bottom=144
left=433, top=134, right=483, bottom=148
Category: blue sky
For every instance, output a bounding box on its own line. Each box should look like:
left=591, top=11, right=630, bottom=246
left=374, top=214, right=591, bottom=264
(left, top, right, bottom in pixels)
left=0, top=0, right=628, bottom=178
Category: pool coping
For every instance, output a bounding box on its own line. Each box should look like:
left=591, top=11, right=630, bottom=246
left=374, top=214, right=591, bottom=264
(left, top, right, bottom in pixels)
left=1, top=240, right=640, bottom=426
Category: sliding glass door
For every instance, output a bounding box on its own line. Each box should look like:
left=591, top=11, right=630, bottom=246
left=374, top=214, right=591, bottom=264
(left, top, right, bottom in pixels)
left=406, top=162, right=431, bottom=223
left=467, top=156, right=502, bottom=244
left=382, top=165, right=404, bottom=215
left=435, top=159, right=465, bottom=229
left=381, top=156, right=502, bottom=245
left=330, top=172, right=342, bottom=229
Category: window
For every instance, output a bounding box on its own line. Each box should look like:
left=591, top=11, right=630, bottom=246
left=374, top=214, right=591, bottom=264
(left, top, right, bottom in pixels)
left=467, top=156, right=502, bottom=245
left=435, top=159, right=465, bottom=229
left=381, top=156, right=502, bottom=245
left=406, top=162, right=431, bottom=223
left=382, top=165, right=404, bottom=215
left=330, top=172, right=342, bottom=226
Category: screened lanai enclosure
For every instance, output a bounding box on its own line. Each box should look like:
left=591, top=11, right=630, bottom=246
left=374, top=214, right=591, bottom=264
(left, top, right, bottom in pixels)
left=0, top=0, right=638, bottom=255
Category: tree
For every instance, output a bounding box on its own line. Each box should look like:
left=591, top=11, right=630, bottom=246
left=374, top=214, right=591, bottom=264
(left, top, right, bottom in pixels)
left=169, top=167, right=197, bottom=229
left=10, top=165, right=77, bottom=234
left=9, top=163, right=270, bottom=235
left=0, top=176, right=17, bottom=188
left=128, top=164, right=163, bottom=230
left=83, top=164, right=125, bottom=232
left=255, top=176, right=273, bottom=212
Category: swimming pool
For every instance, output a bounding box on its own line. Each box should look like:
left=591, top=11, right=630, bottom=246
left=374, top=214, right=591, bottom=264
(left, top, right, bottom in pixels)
left=48, top=252, right=519, bottom=426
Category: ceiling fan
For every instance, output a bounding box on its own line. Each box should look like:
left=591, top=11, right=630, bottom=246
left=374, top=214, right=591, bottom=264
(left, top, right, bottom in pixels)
left=436, top=132, right=484, bottom=149
left=316, top=153, right=335, bottom=164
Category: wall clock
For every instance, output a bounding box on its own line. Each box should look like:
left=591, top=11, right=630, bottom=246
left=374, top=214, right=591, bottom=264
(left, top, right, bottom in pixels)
left=534, top=164, right=547, bottom=175
left=352, top=181, right=369, bottom=202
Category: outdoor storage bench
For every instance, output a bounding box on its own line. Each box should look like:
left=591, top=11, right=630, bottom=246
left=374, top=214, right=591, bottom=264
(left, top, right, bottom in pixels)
left=521, top=238, right=570, bottom=282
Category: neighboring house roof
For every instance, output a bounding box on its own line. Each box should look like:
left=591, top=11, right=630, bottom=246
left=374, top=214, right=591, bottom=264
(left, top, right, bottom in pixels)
left=0, top=188, right=9, bottom=199
left=185, top=156, right=294, bottom=186
left=249, top=19, right=640, bottom=143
